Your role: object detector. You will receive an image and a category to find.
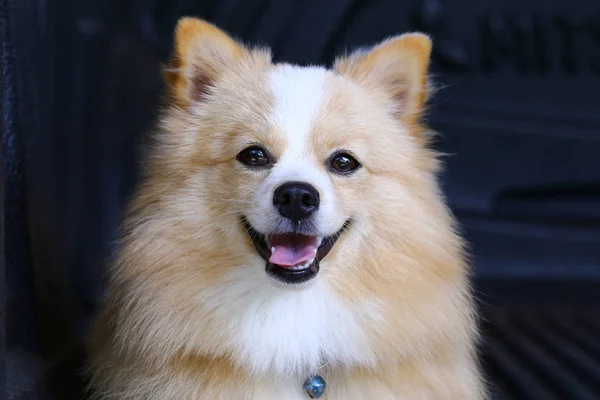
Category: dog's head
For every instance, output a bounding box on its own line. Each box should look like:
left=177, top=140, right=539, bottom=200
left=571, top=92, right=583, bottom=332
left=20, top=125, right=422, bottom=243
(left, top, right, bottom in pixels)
left=154, top=19, right=439, bottom=289
left=111, top=19, right=474, bottom=377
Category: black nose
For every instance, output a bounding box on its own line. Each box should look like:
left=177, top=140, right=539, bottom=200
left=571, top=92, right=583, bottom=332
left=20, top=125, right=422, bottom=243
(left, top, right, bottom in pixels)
left=273, top=182, right=320, bottom=221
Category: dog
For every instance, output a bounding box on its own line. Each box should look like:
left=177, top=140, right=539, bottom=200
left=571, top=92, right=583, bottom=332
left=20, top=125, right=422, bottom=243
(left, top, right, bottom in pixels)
left=89, top=17, right=485, bottom=399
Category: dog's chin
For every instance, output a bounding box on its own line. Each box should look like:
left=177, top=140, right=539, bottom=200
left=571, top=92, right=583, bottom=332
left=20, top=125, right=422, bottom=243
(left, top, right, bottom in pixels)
left=241, top=218, right=349, bottom=285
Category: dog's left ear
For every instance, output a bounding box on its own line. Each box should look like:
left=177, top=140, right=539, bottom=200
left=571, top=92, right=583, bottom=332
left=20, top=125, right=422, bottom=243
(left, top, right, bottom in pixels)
left=334, top=34, right=432, bottom=125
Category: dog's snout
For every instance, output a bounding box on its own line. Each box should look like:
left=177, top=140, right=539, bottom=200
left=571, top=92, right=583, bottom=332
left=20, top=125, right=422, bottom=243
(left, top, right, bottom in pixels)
left=273, top=182, right=320, bottom=221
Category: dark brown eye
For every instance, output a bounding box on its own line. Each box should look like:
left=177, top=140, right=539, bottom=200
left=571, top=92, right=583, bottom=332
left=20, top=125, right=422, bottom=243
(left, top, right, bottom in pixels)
left=329, top=152, right=361, bottom=174
left=237, top=146, right=270, bottom=167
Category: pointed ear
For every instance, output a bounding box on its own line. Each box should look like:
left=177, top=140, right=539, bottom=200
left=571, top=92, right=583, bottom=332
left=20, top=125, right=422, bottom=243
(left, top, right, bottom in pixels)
left=334, top=33, right=432, bottom=125
left=164, top=18, right=247, bottom=107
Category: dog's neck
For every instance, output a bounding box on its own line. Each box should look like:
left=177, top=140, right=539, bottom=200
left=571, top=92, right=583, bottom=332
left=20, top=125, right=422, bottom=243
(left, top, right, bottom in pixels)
left=170, top=352, right=328, bottom=397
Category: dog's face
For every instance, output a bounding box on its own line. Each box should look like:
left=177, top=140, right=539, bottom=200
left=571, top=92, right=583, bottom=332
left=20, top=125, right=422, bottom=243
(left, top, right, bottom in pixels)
left=237, top=65, right=380, bottom=286
left=159, top=19, right=436, bottom=289
left=117, top=19, right=471, bottom=377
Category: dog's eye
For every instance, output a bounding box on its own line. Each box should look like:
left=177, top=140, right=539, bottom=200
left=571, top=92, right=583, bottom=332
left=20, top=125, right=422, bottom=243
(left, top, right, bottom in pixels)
left=237, top=146, right=270, bottom=167
left=329, top=152, right=361, bottom=174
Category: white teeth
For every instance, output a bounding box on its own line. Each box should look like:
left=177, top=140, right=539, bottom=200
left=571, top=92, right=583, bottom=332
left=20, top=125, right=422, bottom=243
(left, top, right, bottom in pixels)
left=288, top=258, right=315, bottom=270
left=316, top=237, right=323, bottom=247
left=271, top=247, right=276, bottom=254
left=313, top=248, right=317, bottom=254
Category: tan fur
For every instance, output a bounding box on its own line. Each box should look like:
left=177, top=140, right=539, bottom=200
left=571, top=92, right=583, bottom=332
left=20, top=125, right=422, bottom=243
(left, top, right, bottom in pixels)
left=90, top=18, right=486, bottom=399
left=334, top=33, right=432, bottom=130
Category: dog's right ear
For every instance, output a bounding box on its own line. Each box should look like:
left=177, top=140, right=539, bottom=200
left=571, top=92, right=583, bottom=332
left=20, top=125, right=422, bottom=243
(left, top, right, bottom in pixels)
left=334, top=34, right=432, bottom=127
left=164, top=18, right=246, bottom=107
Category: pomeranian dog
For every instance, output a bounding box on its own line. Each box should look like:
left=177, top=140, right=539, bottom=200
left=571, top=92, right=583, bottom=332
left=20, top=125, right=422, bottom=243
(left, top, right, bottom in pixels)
left=90, top=17, right=485, bottom=399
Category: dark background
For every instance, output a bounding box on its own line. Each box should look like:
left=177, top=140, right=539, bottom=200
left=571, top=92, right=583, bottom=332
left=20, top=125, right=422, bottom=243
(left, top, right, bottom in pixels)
left=2, top=0, right=600, bottom=399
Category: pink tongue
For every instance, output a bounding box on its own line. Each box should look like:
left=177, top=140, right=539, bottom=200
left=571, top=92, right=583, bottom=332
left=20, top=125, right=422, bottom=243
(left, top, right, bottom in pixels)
left=268, top=234, right=318, bottom=267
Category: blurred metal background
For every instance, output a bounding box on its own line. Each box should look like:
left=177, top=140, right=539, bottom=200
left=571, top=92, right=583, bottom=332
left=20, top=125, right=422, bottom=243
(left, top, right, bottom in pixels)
left=2, top=0, right=600, bottom=398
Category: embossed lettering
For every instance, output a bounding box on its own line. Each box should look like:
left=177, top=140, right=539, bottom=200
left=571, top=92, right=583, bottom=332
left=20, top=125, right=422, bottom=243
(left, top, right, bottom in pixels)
left=589, top=20, right=600, bottom=72
left=414, top=2, right=600, bottom=75
left=555, top=15, right=582, bottom=74
left=533, top=15, right=550, bottom=73
left=480, top=14, right=553, bottom=74
left=512, top=16, right=535, bottom=73
left=481, top=15, right=515, bottom=72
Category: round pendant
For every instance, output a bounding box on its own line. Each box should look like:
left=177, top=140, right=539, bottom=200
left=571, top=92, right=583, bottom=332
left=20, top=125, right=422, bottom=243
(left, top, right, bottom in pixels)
left=303, top=374, right=326, bottom=398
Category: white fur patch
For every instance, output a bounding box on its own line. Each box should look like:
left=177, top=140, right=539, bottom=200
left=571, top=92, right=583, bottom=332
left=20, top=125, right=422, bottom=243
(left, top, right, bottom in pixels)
left=268, top=65, right=326, bottom=159
left=246, top=66, right=346, bottom=236
left=198, top=264, right=378, bottom=377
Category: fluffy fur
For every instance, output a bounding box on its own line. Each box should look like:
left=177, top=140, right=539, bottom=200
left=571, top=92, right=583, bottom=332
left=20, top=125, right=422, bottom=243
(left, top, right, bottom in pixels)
left=90, top=18, right=485, bottom=399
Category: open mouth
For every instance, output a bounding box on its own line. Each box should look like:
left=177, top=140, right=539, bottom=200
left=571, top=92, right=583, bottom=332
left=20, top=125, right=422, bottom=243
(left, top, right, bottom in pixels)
left=242, top=218, right=349, bottom=284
